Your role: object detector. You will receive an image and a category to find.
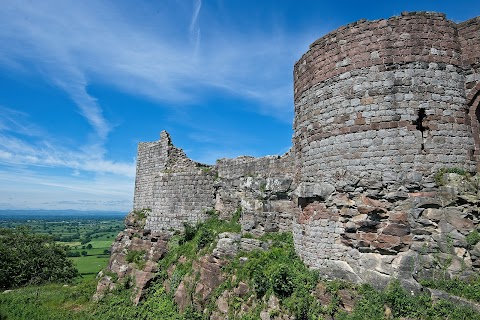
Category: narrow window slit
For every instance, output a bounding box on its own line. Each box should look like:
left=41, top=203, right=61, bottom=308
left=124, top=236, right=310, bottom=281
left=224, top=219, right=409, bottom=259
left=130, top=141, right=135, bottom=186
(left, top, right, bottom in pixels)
left=413, top=108, right=427, bottom=151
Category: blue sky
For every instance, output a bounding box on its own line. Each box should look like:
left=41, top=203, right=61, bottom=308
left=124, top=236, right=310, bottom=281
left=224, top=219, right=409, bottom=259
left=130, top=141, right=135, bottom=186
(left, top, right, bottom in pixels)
left=0, top=1, right=479, bottom=212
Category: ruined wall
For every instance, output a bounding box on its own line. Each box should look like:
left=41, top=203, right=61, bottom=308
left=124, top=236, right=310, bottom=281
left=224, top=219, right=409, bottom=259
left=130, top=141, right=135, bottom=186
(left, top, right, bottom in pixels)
left=459, top=16, right=480, bottom=98
left=216, top=153, right=293, bottom=180
left=133, top=132, right=169, bottom=211
left=133, top=131, right=216, bottom=231
left=134, top=132, right=296, bottom=233
left=215, top=153, right=296, bottom=235
left=130, top=12, right=480, bottom=288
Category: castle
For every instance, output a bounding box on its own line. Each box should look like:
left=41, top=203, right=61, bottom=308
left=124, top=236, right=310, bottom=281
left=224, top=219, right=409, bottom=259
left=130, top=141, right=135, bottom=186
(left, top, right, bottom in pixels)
left=132, top=12, right=480, bottom=287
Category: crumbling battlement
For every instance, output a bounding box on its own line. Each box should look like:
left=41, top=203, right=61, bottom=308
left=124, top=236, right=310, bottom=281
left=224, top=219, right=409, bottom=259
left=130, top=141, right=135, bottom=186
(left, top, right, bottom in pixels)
left=131, top=12, right=480, bottom=288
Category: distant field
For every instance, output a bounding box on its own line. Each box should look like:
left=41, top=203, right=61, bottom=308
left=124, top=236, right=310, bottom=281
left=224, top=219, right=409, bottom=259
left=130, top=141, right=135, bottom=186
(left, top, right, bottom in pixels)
left=0, top=211, right=125, bottom=279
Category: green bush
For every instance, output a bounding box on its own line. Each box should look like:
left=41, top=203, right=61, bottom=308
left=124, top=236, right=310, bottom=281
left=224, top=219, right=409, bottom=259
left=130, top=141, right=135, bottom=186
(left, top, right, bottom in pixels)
left=421, top=277, right=480, bottom=303
left=125, top=250, right=146, bottom=269
left=180, top=223, right=197, bottom=245
left=230, top=233, right=320, bottom=318
left=270, top=264, right=295, bottom=297
left=339, top=281, right=480, bottom=320
left=434, top=167, right=467, bottom=185
left=196, top=228, right=214, bottom=249
left=467, top=229, right=480, bottom=247
left=0, top=227, right=78, bottom=289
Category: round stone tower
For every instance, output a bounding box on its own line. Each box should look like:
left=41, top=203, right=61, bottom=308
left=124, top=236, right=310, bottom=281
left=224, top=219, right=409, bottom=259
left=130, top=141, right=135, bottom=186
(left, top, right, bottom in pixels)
left=293, top=12, right=480, bottom=189
left=291, top=12, right=480, bottom=287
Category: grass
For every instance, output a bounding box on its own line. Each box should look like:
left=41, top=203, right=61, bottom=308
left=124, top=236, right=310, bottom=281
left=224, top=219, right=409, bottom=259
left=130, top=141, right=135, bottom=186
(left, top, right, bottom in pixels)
left=421, top=277, right=480, bottom=303
left=71, top=256, right=111, bottom=279
left=0, top=280, right=96, bottom=320
left=64, top=233, right=117, bottom=278
left=434, top=167, right=468, bottom=186
left=3, top=214, right=480, bottom=319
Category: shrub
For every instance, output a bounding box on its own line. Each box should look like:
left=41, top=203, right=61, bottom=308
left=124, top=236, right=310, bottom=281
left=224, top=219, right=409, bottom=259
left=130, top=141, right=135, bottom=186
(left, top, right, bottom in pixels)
left=0, top=227, right=78, bottom=289
left=467, top=229, right=480, bottom=247
left=270, top=264, right=295, bottom=297
left=180, top=223, right=197, bottom=244
left=125, top=250, right=146, bottom=269
left=434, top=167, right=467, bottom=185
left=196, top=228, right=214, bottom=249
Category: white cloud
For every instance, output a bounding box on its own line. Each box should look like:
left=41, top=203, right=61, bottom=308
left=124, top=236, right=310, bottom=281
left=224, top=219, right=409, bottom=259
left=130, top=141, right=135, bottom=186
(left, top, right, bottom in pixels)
left=0, top=107, right=135, bottom=177
left=0, top=168, right=133, bottom=211
left=0, top=0, right=305, bottom=122
left=0, top=0, right=318, bottom=209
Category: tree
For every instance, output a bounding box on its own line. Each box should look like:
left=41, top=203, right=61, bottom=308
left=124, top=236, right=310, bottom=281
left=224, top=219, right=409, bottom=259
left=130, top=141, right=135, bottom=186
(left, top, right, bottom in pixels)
left=86, top=244, right=92, bottom=250
left=81, top=251, right=88, bottom=256
left=66, top=251, right=81, bottom=257
left=0, top=227, right=79, bottom=289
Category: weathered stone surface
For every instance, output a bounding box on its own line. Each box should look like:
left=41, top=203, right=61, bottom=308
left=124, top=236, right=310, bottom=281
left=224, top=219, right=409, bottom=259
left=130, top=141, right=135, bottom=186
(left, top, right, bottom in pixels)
left=382, top=223, right=410, bottom=237
left=233, top=282, right=249, bottom=297
left=216, top=290, right=229, bottom=314
left=212, top=233, right=241, bottom=258
left=93, top=275, right=116, bottom=302
left=294, top=182, right=335, bottom=200
left=94, top=229, right=169, bottom=304
left=174, top=281, right=191, bottom=313
left=193, top=255, right=227, bottom=303
left=121, top=12, right=480, bottom=300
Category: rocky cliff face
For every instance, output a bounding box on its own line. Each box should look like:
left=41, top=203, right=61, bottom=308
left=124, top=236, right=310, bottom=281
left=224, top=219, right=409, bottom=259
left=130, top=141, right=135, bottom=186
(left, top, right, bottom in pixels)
left=96, top=170, right=480, bottom=307
left=94, top=214, right=170, bottom=304
left=125, top=131, right=480, bottom=290
left=293, top=172, right=480, bottom=291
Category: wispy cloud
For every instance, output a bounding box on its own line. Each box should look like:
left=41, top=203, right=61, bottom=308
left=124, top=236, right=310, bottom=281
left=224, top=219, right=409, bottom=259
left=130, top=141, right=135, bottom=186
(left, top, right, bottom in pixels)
left=0, top=0, right=315, bottom=209
left=0, top=0, right=305, bottom=122
left=0, top=106, right=135, bottom=177
left=190, top=0, right=202, bottom=58
left=0, top=168, right=132, bottom=210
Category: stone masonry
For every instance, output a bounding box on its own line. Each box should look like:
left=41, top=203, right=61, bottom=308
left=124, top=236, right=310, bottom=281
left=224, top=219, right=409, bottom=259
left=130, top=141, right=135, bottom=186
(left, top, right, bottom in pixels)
left=130, top=12, right=480, bottom=288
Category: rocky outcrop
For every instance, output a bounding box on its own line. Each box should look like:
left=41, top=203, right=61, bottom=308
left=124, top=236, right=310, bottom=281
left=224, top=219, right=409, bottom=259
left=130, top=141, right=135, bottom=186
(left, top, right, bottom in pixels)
left=94, top=227, right=170, bottom=304
left=293, top=172, right=480, bottom=290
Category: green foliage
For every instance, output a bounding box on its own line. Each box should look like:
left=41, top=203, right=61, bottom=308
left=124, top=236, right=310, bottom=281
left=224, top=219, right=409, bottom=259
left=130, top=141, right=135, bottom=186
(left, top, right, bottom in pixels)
left=67, top=251, right=81, bottom=257
left=434, top=167, right=467, bottom=185
left=4, top=214, right=480, bottom=320
left=0, top=227, right=79, bottom=289
left=0, top=280, right=96, bottom=320
left=259, top=182, right=267, bottom=192
left=182, top=305, right=203, bottom=320
left=200, top=166, right=212, bottom=174
left=228, top=233, right=321, bottom=319
left=157, top=214, right=242, bottom=296
left=338, top=281, right=480, bottom=320
left=232, top=207, right=242, bottom=224
left=125, top=250, right=146, bottom=269
left=283, top=287, right=322, bottom=320
left=467, top=229, right=480, bottom=247
left=196, top=227, right=214, bottom=249
left=180, top=223, right=197, bottom=245
left=133, top=210, right=147, bottom=220
left=270, top=264, right=295, bottom=297
left=421, top=276, right=480, bottom=303
left=205, top=209, right=218, bottom=216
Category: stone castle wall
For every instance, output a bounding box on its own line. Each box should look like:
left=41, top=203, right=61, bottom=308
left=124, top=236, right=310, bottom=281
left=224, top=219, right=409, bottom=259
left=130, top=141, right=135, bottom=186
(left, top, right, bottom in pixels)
left=293, top=12, right=478, bottom=189
left=133, top=132, right=296, bottom=234
left=133, top=131, right=216, bottom=231
left=291, top=11, right=480, bottom=286
left=131, top=12, right=480, bottom=288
